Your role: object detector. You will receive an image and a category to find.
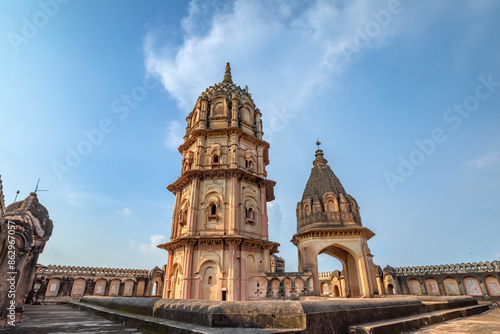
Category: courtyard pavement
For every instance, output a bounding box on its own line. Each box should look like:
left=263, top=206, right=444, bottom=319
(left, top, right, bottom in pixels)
left=407, top=306, right=500, bottom=333
left=0, top=304, right=152, bottom=333
left=0, top=303, right=498, bottom=333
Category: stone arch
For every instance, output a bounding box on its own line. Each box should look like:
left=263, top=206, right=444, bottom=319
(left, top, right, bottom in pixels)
left=424, top=277, right=440, bottom=295
left=94, top=278, right=107, bottom=296
left=211, top=99, right=225, bottom=117
left=283, top=277, right=292, bottom=297
left=196, top=252, right=221, bottom=274
left=243, top=196, right=258, bottom=231
left=170, top=263, right=183, bottom=299
left=331, top=275, right=343, bottom=297
left=443, top=277, right=460, bottom=295
left=270, top=278, right=280, bottom=297
left=407, top=278, right=422, bottom=295
left=304, top=203, right=311, bottom=216
left=246, top=254, right=256, bottom=274
left=199, top=260, right=220, bottom=300
left=70, top=278, right=86, bottom=297
left=317, top=244, right=362, bottom=297
left=485, top=276, right=500, bottom=296
left=123, top=279, right=134, bottom=296
left=333, top=284, right=341, bottom=297
left=294, top=277, right=305, bottom=294
left=240, top=104, right=254, bottom=124
left=247, top=277, right=267, bottom=299
left=463, top=276, right=482, bottom=296
left=136, top=280, right=146, bottom=296
left=323, top=193, right=339, bottom=212
left=109, top=279, right=121, bottom=296
left=45, top=278, right=61, bottom=297
left=384, top=274, right=397, bottom=295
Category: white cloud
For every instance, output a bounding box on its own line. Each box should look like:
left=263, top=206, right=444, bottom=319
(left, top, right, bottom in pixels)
left=164, top=121, right=184, bottom=150
left=143, top=0, right=418, bottom=125
left=117, top=207, right=132, bottom=215
left=139, top=234, right=166, bottom=254
left=463, top=153, right=500, bottom=169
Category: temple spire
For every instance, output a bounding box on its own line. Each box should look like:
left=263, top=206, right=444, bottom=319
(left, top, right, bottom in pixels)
left=222, top=62, right=233, bottom=84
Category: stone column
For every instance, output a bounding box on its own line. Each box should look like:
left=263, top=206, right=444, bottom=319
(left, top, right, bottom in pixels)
left=163, top=251, right=174, bottom=299
left=200, top=94, right=208, bottom=130
left=227, top=239, right=241, bottom=301
left=171, top=191, right=181, bottom=238
left=229, top=174, right=239, bottom=234
left=194, top=134, right=206, bottom=169
left=229, top=131, right=239, bottom=168
left=187, top=177, right=200, bottom=236
left=256, top=147, right=265, bottom=177
left=259, top=187, right=268, bottom=240
left=240, top=253, right=247, bottom=301
left=255, top=108, right=263, bottom=140
left=182, top=241, right=195, bottom=299
left=263, top=246, right=271, bottom=272
left=231, top=93, right=239, bottom=128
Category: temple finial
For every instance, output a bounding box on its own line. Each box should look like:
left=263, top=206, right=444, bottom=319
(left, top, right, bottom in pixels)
left=222, top=62, right=233, bottom=84
left=316, top=139, right=321, bottom=150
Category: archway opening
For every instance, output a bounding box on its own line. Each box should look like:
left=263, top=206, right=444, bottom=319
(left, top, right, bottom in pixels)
left=318, top=245, right=360, bottom=297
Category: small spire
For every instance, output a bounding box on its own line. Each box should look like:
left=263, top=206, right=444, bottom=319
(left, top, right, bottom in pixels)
left=222, top=62, right=233, bottom=84
left=313, top=140, right=328, bottom=166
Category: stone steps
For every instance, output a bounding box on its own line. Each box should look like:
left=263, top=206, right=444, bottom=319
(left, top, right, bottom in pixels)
left=347, top=304, right=490, bottom=334
left=69, top=302, right=299, bottom=334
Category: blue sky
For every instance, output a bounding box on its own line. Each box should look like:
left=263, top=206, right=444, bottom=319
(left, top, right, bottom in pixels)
left=1, top=0, right=499, bottom=273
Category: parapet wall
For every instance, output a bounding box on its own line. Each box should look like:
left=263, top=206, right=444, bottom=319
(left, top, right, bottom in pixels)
left=393, top=261, right=500, bottom=276
left=79, top=295, right=442, bottom=333
left=29, top=264, right=165, bottom=304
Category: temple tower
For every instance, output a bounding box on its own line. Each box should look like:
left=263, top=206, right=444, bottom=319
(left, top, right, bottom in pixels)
left=0, top=192, right=53, bottom=325
left=158, top=63, right=279, bottom=301
left=292, top=143, right=378, bottom=297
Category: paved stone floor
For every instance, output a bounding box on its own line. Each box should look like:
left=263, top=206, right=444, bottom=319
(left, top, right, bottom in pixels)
left=0, top=304, right=152, bottom=333
left=1, top=304, right=499, bottom=333
left=407, top=307, right=500, bottom=333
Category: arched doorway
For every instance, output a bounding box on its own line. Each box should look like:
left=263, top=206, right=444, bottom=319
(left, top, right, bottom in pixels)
left=318, top=245, right=361, bottom=297
left=170, top=264, right=183, bottom=299
left=408, top=279, right=422, bottom=295
left=333, top=285, right=341, bottom=297
left=199, top=261, right=219, bottom=300
left=387, top=284, right=394, bottom=295
left=463, top=277, right=482, bottom=296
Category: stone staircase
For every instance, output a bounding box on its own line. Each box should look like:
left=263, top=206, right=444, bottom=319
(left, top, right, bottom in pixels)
left=348, top=297, right=489, bottom=334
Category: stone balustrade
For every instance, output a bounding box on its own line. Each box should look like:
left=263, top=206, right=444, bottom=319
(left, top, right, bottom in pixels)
left=393, top=261, right=499, bottom=276
left=36, top=265, right=150, bottom=277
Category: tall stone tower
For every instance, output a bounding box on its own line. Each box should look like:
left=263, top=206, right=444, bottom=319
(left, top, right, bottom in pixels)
left=292, top=143, right=378, bottom=297
left=158, top=63, right=279, bottom=301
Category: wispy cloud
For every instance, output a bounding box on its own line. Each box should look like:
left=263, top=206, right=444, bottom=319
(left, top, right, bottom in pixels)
left=164, top=121, right=184, bottom=150
left=463, top=153, right=500, bottom=169
left=117, top=207, right=132, bottom=215
left=139, top=234, right=166, bottom=254
left=143, top=0, right=418, bottom=122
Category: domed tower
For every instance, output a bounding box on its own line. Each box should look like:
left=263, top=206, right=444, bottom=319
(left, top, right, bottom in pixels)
left=292, top=143, right=378, bottom=297
left=0, top=192, right=53, bottom=324
left=158, top=63, right=279, bottom=301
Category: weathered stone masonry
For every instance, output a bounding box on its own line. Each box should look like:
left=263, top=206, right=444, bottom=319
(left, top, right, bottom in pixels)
left=29, top=264, right=165, bottom=304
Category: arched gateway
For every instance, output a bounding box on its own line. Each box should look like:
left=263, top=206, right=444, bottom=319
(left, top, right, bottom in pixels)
left=292, top=145, right=378, bottom=297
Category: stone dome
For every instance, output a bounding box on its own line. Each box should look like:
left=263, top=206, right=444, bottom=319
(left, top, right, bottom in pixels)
left=183, top=62, right=264, bottom=141
left=296, top=147, right=362, bottom=234
left=5, top=192, right=53, bottom=238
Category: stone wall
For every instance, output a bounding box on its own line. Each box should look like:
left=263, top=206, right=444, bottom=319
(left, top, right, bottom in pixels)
left=29, top=264, right=165, bottom=304
left=381, top=261, right=500, bottom=301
